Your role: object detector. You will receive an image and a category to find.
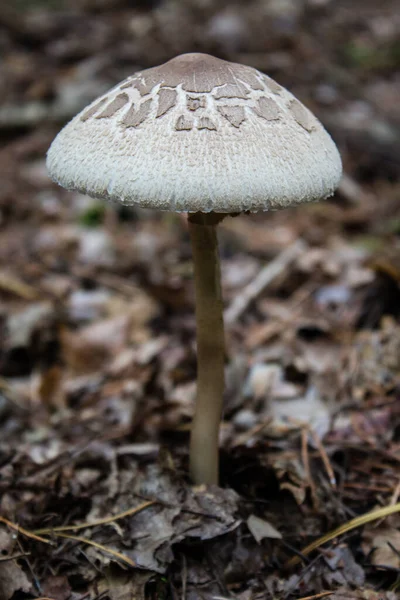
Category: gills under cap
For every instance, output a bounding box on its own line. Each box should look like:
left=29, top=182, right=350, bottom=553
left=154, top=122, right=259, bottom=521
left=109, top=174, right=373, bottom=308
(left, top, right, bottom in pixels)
left=47, top=53, right=342, bottom=213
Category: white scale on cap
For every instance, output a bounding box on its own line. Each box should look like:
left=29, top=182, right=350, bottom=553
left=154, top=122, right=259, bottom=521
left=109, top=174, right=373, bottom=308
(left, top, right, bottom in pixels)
left=47, top=53, right=342, bottom=214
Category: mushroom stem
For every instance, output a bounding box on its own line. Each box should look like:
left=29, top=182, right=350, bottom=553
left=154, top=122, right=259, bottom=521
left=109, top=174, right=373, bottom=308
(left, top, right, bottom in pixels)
left=188, top=212, right=225, bottom=485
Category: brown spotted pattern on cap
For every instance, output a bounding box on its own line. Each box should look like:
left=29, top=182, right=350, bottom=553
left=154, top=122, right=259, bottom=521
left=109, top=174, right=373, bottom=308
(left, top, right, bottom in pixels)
left=288, top=99, right=316, bottom=133
left=156, top=89, right=177, bottom=118
left=197, top=116, right=217, bottom=130
left=80, top=98, right=108, bottom=122
left=217, top=105, right=246, bottom=128
left=262, top=75, right=283, bottom=95
left=96, top=93, right=129, bottom=119
left=122, top=99, right=152, bottom=128
left=48, top=52, right=342, bottom=214
left=213, top=82, right=249, bottom=100
left=78, top=53, right=320, bottom=135
left=187, top=96, right=207, bottom=111
left=175, top=115, right=193, bottom=131
left=253, top=97, right=281, bottom=121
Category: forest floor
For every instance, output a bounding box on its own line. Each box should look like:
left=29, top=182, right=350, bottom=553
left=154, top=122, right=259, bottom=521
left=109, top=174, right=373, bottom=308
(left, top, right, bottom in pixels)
left=0, top=1, right=400, bottom=599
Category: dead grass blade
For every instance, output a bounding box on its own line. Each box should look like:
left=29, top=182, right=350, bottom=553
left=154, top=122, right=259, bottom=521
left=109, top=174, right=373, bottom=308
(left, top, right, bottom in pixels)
left=34, top=500, right=155, bottom=534
left=55, top=532, right=135, bottom=567
left=0, top=516, right=51, bottom=544
left=286, top=501, right=400, bottom=568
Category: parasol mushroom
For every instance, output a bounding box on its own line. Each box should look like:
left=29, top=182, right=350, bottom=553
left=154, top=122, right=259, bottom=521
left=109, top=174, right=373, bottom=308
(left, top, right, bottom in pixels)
left=46, top=52, right=342, bottom=485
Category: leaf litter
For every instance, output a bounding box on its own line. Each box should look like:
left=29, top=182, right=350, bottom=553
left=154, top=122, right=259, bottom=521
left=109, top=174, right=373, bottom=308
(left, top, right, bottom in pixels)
left=0, top=0, right=400, bottom=598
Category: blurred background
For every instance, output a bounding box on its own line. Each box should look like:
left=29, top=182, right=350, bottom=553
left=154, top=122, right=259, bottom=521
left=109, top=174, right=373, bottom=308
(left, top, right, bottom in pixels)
left=0, top=1, right=400, bottom=598
left=1, top=0, right=399, bottom=398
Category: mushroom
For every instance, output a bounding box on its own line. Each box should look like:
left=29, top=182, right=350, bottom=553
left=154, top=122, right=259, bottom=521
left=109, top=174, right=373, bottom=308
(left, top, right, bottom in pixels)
left=46, top=53, right=342, bottom=485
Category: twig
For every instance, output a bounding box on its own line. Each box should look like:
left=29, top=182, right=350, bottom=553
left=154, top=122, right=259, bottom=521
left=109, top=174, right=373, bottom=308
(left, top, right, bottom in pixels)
left=224, top=239, right=306, bottom=325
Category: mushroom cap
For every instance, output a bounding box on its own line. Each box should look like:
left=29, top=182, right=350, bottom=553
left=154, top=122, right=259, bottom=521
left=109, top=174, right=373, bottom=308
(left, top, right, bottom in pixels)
left=47, top=53, right=342, bottom=213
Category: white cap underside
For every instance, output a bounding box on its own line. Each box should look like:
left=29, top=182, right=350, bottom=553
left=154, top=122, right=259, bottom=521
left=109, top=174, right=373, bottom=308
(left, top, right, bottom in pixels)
left=47, top=54, right=342, bottom=213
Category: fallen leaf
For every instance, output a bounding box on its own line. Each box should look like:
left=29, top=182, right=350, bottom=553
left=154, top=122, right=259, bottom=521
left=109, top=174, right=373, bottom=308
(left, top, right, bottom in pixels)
left=247, top=514, right=282, bottom=542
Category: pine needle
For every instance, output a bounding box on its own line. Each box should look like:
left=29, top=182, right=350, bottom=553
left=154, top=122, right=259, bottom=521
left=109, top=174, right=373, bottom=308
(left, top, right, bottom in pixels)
left=286, top=501, right=400, bottom=568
